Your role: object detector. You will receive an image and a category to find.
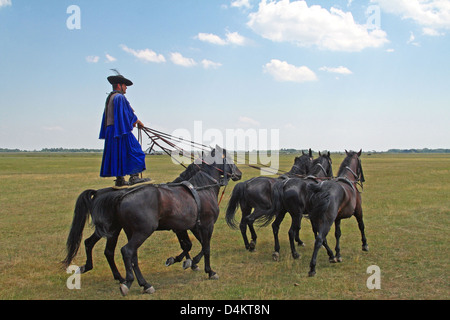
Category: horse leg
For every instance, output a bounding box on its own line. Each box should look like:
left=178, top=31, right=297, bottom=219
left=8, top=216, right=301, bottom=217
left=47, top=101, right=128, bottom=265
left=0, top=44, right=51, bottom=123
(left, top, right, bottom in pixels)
left=79, top=232, right=101, bottom=274
left=247, top=218, right=258, bottom=251
left=334, top=219, right=343, bottom=262
left=131, top=251, right=155, bottom=294
left=309, top=222, right=332, bottom=277
left=288, top=211, right=301, bottom=260
left=187, top=227, right=203, bottom=271
left=322, top=237, right=337, bottom=263
left=239, top=205, right=253, bottom=251
left=177, top=231, right=200, bottom=271
left=120, top=231, right=154, bottom=296
left=199, top=226, right=218, bottom=280
left=355, top=206, right=369, bottom=252
left=104, top=229, right=124, bottom=282
left=296, top=215, right=305, bottom=247
left=271, top=210, right=287, bottom=261
left=192, top=250, right=204, bottom=267
left=166, top=230, right=193, bottom=267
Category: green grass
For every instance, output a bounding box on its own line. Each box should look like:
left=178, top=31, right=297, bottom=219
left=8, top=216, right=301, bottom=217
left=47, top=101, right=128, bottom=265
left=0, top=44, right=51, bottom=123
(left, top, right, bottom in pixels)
left=0, top=152, right=448, bottom=300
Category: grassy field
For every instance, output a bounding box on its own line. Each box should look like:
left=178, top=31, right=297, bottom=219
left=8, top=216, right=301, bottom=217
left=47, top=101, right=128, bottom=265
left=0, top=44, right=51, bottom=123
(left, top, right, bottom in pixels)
left=0, top=152, right=448, bottom=300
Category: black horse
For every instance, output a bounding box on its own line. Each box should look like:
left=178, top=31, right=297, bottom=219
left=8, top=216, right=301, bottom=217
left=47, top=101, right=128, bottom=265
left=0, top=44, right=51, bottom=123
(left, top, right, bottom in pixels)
left=263, top=152, right=333, bottom=261
left=63, top=159, right=206, bottom=282
left=64, top=147, right=242, bottom=295
left=225, top=150, right=313, bottom=251
left=306, top=150, right=367, bottom=277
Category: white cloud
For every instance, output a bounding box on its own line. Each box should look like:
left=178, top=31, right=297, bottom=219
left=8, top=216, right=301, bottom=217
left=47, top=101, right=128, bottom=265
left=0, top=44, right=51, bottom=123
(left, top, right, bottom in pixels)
left=105, top=53, right=117, bottom=63
left=196, top=33, right=227, bottom=45
left=86, top=56, right=99, bottom=63
left=407, top=31, right=421, bottom=46
left=231, top=0, right=252, bottom=9
left=372, top=0, right=450, bottom=34
left=263, top=59, right=318, bottom=83
left=422, top=27, right=445, bottom=36
left=248, top=0, right=389, bottom=52
left=170, top=52, right=197, bottom=67
left=226, top=31, right=247, bottom=45
left=0, top=0, right=11, bottom=8
left=201, top=59, right=223, bottom=69
left=121, top=44, right=166, bottom=63
left=196, top=30, right=248, bottom=46
left=319, top=66, right=353, bottom=75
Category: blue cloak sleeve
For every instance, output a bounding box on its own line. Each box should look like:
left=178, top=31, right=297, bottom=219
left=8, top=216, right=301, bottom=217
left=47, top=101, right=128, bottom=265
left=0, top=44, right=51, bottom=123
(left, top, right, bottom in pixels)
left=113, top=95, right=138, bottom=138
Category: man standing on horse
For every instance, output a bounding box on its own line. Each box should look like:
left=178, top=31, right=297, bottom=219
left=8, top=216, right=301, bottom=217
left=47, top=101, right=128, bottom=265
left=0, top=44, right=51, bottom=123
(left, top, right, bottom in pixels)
left=99, top=70, right=150, bottom=187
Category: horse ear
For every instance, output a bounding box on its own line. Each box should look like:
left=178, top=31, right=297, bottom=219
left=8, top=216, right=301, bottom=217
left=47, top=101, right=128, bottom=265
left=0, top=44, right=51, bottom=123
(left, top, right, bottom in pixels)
left=345, top=150, right=349, bottom=155
left=302, top=150, right=305, bottom=155
left=309, top=149, right=312, bottom=157
left=327, top=151, right=331, bottom=157
left=358, top=149, right=362, bottom=157
left=319, top=151, right=322, bottom=157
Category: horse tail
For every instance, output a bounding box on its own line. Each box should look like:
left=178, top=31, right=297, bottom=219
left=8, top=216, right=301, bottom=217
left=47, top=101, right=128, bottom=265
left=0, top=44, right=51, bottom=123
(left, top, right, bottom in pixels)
left=62, top=189, right=96, bottom=267
left=257, top=179, right=285, bottom=227
left=90, top=191, right=123, bottom=239
left=306, top=183, right=330, bottom=220
left=225, top=182, right=246, bottom=229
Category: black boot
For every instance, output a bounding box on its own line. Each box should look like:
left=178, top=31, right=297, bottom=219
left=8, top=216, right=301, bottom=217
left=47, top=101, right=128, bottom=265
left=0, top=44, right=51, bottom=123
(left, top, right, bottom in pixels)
left=115, top=176, right=129, bottom=187
left=129, top=173, right=151, bottom=186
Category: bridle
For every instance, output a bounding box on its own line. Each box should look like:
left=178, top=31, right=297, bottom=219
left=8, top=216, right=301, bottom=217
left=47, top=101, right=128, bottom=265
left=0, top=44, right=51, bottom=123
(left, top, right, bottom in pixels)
left=344, top=157, right=365, bottom=191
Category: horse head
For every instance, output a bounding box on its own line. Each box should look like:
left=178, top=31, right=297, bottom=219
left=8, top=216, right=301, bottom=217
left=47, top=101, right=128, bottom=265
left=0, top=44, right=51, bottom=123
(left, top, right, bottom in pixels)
left=291, top=148, right=313, bottom=175
left=311, top=151, right=333, bottom=177
left=340, top=150, right=365, bottom=183
left=202, top=145, right=242, bottom=185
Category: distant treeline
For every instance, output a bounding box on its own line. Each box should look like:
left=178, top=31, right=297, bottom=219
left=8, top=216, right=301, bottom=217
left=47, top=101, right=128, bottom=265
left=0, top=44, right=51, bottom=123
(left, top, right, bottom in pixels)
left=0, top=148, right=102, bottom=153
left=386, top=148, right=450, bottom=154
left=1, top=147, right=449, bottom=154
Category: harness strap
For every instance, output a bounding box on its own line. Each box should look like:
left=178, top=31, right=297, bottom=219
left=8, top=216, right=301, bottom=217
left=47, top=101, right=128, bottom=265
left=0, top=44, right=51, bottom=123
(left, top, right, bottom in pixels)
left=336, top=177, right=356, bottom=192
left=179, top=181, right=202, bottom=226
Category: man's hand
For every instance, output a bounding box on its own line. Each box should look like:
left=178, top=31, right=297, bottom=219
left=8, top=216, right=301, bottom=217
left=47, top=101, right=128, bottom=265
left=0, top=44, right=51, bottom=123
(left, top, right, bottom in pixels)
left=135, top=120, right=145, bottom=129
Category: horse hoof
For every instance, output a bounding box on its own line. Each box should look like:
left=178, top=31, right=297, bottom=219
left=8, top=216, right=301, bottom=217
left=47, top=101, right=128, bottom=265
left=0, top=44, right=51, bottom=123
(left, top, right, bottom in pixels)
left=272, top=252, right=280, bottom=262
left=77, top=265, right=85, bottom=274
left=209, top=273, right=219, bottom=280
left=308, top=271, right=316, bottom=277
left=336, top=257, right=343, bottom=263
left=143, top=286, right=156, bottom=295
left=329, top=257, right=338, bottom=263
left=183, top=259, right=193, bottom=270
left=191, top=265, right=200, bottom=272
left=362, top=245, right=369, bottom=252
left=298, top=241, right=306, bottom=247
left=165, top=257, right=175, bottom=267
left=119, top=283, right=129, bottom=297
left=292, top=252, right=300, bottom=260
left=249, top=241, right=256, bottom=252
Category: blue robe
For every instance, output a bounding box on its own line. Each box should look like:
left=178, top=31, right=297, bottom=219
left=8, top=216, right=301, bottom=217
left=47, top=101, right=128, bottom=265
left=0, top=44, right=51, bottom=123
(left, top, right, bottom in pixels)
left=99, top=93, right=146, bottom=177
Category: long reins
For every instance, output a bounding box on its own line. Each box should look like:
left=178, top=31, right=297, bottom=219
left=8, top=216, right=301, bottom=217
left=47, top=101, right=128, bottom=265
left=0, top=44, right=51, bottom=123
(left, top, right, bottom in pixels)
left=138, top=127, right=365, bottom=194
left=139, top=126, right=293, bottom=177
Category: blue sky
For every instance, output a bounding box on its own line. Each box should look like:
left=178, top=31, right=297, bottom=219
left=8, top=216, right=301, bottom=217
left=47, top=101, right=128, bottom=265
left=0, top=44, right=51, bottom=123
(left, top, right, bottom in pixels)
left=0, top=0, right=449, bottom=151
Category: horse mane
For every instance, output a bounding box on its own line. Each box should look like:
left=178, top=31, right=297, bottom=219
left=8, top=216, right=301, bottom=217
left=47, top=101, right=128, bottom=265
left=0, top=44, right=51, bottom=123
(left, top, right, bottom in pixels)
left=188, top=170, right=217, bottom=188
left=171, top=162, right=200, bottom=183
left=310, top=156, right=326, bottom=176
left=337, top=151, right=358, bottom=176
left=289, top=154, right=311, bottom=175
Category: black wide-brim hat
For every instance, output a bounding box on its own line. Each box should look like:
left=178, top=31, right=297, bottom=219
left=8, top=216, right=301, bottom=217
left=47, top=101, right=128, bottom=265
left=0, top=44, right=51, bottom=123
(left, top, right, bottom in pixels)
left=107, top=75, right=133, bottom=86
